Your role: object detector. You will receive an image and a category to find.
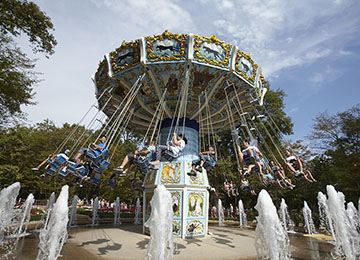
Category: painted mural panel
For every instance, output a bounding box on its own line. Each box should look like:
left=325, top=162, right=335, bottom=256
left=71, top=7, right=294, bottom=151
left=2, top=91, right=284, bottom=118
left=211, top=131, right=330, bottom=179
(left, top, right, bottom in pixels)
left=145, top=170, right=156, bottom=185
left=173, top=220, right=181, bottom=236
left=171, top=191, right=182, bottom=218
left=188, top=192, right=204, bottom=217
left=160, top=162, right=181, bottom=184
left=186, top=219, right=204, bottom=237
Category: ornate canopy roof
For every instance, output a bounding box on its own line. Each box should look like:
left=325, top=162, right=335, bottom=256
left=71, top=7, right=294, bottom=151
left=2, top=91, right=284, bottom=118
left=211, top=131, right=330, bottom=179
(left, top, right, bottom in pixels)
left=93, top=31, right=266, bottom=134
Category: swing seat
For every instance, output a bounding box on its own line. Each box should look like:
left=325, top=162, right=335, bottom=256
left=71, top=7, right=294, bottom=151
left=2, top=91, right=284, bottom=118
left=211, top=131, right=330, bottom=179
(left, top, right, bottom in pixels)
left=136, top=159, right=151, bottom=174
left=46, top=165, right=58, bottom=175
left=161, top=150, right=181, bottom=162
left=93, top=160, right=110, bottom=173
left=203, top=160, right=217, bottom=168
left=66, top=162, right=77, bottom=175
left=87, top=148, right=109, bottom=165
left=88, top=173, right=101, bottom=185
left=136, top=156, right=150, bottom=169
left=54, top=154, right=68, bottom=165
left=58, top=169, right=68, bottom=178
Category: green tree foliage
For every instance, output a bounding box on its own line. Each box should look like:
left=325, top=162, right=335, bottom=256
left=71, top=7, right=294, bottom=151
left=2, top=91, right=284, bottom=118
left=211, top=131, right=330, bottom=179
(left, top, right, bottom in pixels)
left=0, top=0, right=57, bottom=55
left=0, top=120, right=144, bottom=204
left=308, top=104, right=360, bottom=203
left=0, top=0, right=56, bottom=125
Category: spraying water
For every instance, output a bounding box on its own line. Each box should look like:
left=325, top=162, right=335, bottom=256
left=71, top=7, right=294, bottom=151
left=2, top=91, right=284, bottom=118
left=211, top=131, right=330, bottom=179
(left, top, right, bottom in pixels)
left=302, top=201, right=316, bottom=234
left=134, top=198, right=141, bottom=225
left=218, top=199, right=225, bottom=226
left=278, top=198, right=294, bottom=232
left=92, top=197, right=99, bottom=227
left=68, top=195, right=79, bottom=227
left=238, top=200, right=247, bottom=228
left=254, top=190, right=291, bottom=260
left=36, top=185, right=69, bottom=260
left=0, top=182, right=21, bottom=244
left=42, top=193, right=55, bottom=231
left=114, top=197, right=121, bottom=225
left=326, top=185, right=359, bottom=260
left=346, top=202, right=359, bottom=229
left=317, top=192, right=335, bottom=238
left=144, top=185, right=173, bottom=260
left=15, top=193, right=35, bottom=237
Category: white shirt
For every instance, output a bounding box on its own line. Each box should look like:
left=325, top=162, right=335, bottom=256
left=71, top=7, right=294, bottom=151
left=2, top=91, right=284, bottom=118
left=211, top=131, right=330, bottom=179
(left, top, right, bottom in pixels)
left=169, top=139, right=185, bottom=155
left=286, top=155, right=297, bottom=162
left=147, top=145, right=155, bottom=153
left=57, top=153, right=69, bottom=161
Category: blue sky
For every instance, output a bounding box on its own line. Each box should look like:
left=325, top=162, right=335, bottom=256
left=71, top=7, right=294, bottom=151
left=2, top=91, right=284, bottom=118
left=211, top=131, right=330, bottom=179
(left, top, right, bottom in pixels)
left=20, top=0, right=360, bottom=142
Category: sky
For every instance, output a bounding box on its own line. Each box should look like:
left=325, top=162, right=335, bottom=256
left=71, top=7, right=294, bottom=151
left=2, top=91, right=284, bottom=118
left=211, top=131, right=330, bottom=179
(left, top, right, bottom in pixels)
left=19, top=0, right=360, bottom=142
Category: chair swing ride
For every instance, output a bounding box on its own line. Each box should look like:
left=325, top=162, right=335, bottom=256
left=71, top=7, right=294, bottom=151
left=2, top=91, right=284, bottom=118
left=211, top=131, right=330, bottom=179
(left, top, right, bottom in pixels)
left=39, top=31, right=309, bottom=238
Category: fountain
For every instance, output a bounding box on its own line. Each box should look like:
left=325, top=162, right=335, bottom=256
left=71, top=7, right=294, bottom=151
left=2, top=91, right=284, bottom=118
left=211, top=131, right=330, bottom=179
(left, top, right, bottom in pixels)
left=254, top=189, right=291, bottom=260
left=317, top=191, right=335, bottom=237
left=218, top=199, right=225, bottom=227
left=144, top=185, right=173, bottom=260
left=15, top=193, right=35, bottom=237
left=326, top=185, right=359, bottom=259
left=36, top=185, right=69, bottom=260
left=134, top=198, right=141, bottom=225
left=302, top=201, right=315, bottom=234
left=346, top=202, right=359, bottom=229
left=41, top=192, right=56, bottom=230
left=92, top=197, right=99, bottom=227
left=114, top=197, right=121, bottom=225
left=0, top=182, right=21, bottom=245
left=238, top=200, right=247, bottom=228
left=278, top=198, right=294, bottom=232
left=68, top=195, right=79, bottom=227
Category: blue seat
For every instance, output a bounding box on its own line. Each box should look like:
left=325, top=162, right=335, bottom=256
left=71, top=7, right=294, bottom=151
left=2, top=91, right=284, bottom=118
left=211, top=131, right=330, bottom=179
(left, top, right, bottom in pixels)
left=46, top=165, right=58, bottom=175
left=135, top=156, right=151, bottom=173
left=87, top=148, right=109, bottom=165
left=58, top=169, right=67, bottom=178
left=54, top=154, right=68, bottom=165
left=88, top=173, right=101, bottom=185
left=203, top=160, right=217, bottom=168
left=93, top=160, right=110, bottom=173
left=66, top=162, right=77, bottom=175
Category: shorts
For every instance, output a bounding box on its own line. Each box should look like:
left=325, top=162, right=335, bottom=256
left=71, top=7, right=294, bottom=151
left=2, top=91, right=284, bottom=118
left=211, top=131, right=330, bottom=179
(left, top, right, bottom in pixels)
left=128, top=153, right=138, bottom=164
left=78, top=148, right=87, bottom=155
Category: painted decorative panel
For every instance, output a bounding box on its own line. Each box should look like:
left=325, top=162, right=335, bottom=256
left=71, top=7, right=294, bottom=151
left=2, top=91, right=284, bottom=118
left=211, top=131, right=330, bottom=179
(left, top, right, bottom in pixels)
left=160, top=162, right=181, bottom=184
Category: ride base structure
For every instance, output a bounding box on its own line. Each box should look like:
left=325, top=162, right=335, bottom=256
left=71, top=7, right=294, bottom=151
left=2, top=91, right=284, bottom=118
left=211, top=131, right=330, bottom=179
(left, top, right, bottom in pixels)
left=143, top=118, right=209, bottom=238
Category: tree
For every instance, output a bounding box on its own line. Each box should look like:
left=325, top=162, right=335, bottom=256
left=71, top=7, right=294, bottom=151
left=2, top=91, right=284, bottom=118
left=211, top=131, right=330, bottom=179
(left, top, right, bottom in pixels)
left=0, top=0, right=57, bottom=126
left=308, top=104, right=360, bottom=203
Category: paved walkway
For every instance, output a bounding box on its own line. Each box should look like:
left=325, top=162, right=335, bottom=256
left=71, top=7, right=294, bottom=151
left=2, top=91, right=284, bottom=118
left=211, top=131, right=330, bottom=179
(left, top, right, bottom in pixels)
left=68, top=224, right=257, bottom=260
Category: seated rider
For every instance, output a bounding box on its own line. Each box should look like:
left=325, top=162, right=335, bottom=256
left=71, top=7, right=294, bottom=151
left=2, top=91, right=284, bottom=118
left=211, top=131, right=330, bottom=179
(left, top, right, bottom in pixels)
left=149, top=133, right=187, bottom=169
left=108, top=142, right=156, bottom=184
left=239, top=176, right=256, bottom=196
left=269, top=161, right=295, bottom=189
left=188, top=145, right=217, bottom=176
left=283, top=150, right=317, bottom=183
left=237, top=139, right=264, bottom=177
left=113, top=141, right=155, bottom=175
left=32, top=149, right=71, bottom=171
left=74, top=135, right=107, bottom=164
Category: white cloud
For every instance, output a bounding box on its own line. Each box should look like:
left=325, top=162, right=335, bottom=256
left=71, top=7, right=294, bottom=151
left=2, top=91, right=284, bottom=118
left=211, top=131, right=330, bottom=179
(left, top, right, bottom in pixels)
left=308, top=65, right=343, bottom=86
left=203, top=0, right=360, bottom=77
left=91, top=0, right=195, bottom=34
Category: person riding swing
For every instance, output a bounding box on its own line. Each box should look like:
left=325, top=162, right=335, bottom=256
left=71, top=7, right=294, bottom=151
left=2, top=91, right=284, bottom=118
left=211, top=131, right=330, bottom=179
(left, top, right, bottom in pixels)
left=149, top=132, right=187, bottom=169
left=188, top=145, right=217, bottom=176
